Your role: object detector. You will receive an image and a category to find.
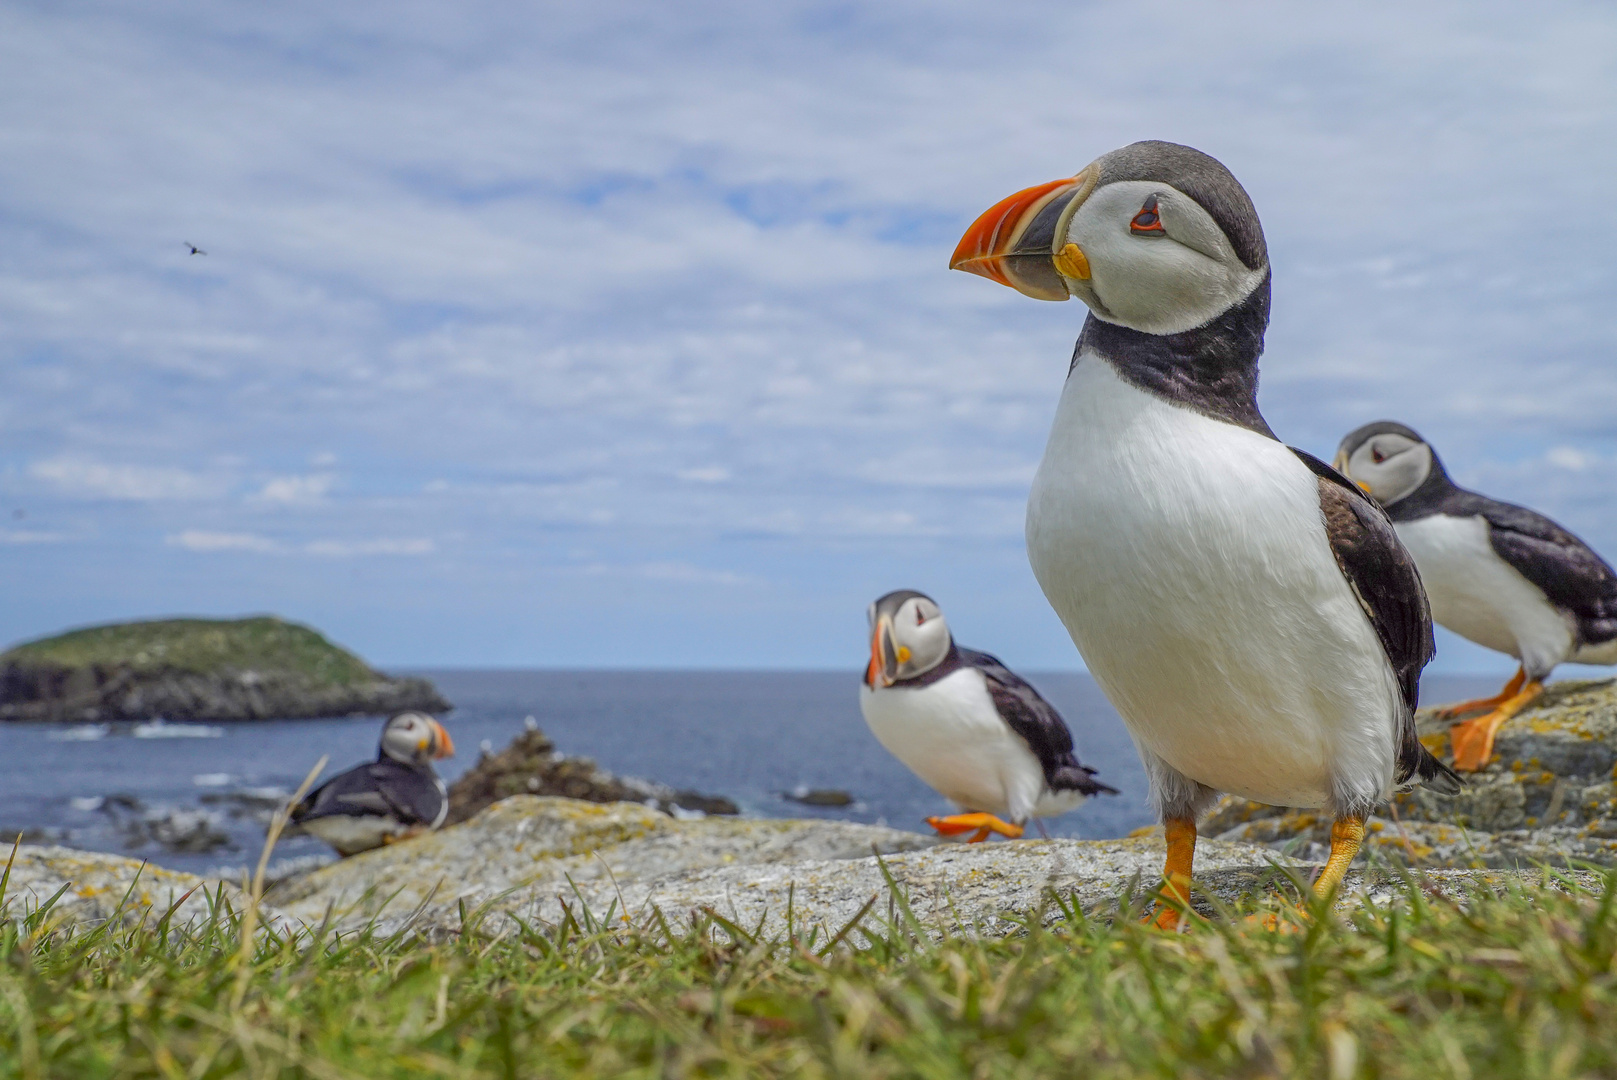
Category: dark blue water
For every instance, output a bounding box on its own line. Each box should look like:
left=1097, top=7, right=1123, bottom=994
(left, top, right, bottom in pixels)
left=0, top=670, right=1502, bottom=876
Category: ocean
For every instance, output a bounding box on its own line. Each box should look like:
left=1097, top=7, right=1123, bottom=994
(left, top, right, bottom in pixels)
left=0, top=669, right=1501, bottom=877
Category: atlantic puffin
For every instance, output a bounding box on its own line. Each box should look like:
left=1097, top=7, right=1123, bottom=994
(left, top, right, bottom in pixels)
left=1335, top=421, right=1617, bottom=770
left=950, top=141, right=1460, bottom=925
left=290, top=712, right=456, bottom=856
left=859, top=589, right=1117, bottom=841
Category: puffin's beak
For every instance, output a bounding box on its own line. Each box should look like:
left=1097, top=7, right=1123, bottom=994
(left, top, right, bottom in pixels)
left=1331, top=451, right=1374, bottom=495
left=429, top=719, right=455, bottom=759
left=866, top=615, right=898, bottom=689
left=950, top=169, right=1097, bottom=301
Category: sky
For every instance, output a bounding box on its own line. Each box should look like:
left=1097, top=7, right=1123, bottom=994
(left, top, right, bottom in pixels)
left=2, top=1, right=1615, bottom=672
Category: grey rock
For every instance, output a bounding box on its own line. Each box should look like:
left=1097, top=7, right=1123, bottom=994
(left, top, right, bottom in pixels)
left=261, top=796, right=1593, bottom=941
left=1201, top=677, right=1617, bottom=867
left=0, top=845, right=245, bottom=929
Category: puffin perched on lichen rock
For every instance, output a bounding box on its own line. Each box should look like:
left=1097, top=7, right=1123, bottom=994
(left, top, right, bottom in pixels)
left=1337, top=421, right=1617, bottom=772
left=859, top=589, right=1116, bottom=842
left=950, top=141, right=1459, bottom=926
left=291, top=712, right=455, bottom=856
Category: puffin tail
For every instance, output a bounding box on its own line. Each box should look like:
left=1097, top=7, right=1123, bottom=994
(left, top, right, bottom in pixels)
left=1052, top=764, right=1120, bottom=797
left=1412, top=745, right=1463, bottom=796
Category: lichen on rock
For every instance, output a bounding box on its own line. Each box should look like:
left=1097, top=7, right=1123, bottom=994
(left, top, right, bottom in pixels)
left=1202, top=677, right=1617, bottom=869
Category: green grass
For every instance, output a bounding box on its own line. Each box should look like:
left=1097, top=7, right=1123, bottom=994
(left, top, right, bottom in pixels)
left=3, top=867, right=1616, bottom=1079
left=0, top=617, right=378, bottom=685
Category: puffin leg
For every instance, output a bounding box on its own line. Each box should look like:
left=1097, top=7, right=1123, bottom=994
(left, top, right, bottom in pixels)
left=1432, top=667, right=1526, bottom=720
left=1248, top=815, right=1368, bottom=933
left=925, top=812, right=1024, bottom=840
left=1150, top=817, right=1197, bottom=931
left=1448, top=678, right=1543, bottom=772
left=1312, top=815, right=1365, bottom=899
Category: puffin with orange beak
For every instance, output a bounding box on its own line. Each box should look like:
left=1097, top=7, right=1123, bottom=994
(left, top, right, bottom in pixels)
left=290, top=711, right=456, bottom=857
left=860, top=589, right=1116, bottom=842
left=952, top=142, right=1458, bottom=926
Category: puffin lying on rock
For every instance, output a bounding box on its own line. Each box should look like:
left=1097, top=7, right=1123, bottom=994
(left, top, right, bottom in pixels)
left=1336, top=421, right=1617, bottom=771
left=859, top=589, right=1116, bottom=842
left=949, top=140, right=1459, bottom=926
left=290, top=712, right=455, bottom=856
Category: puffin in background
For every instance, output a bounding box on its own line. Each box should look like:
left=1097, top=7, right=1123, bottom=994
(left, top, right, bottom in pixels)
left=860, top=589, right=1116, bottom=841
left=1336, top=421, right=1617, bottom=770
left=950, top=141, right=1458, bottom=926
left=290, top=712, right=456, bottom=857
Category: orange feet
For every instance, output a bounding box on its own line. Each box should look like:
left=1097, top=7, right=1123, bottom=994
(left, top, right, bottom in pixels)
left=1244, top=816, right=1365, bottom=933
left=926, top=812, right=1023, bottom=843
left=1149, top=817, right=1197, bottom=931
left=1449, top=678, right=1543, bottom=771
left=1434, top=667, right=1526, bottom=720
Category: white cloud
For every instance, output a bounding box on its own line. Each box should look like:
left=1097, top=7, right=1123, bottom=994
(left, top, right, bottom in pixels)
left=0, top=529, right=68, bottom=545
left=168, top=530, right=279, bottom=553
left=302, top=537, right=435, bottom=557
left=1547, top=446, right=1595, bottom=471
left=254, top=473, right=335, bottom=504
left=676, top=467, right=731, bottom=484
left=28, top=458, right=227, bottom=501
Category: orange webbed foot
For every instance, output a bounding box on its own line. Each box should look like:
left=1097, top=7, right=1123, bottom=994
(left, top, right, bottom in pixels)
left=1449, top=679, right=1543, bottom=772
left=925, top=812, right=1024, bottom=841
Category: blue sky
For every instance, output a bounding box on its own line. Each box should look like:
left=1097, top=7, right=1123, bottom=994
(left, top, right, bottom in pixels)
left=2, top=1, right=1615, bottom=672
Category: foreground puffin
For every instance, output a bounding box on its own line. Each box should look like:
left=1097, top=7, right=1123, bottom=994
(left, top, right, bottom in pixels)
left=290, top=712, right=455, bottom=856
left=1336, top=422, right=1617, bottom=771
left=860, top=590, right=1117, bottom=841
left=950, top=141, right=1459, bottom=925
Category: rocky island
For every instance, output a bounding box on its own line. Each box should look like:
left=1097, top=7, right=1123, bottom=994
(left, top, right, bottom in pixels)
left=0, top=615, right=449, bottom=722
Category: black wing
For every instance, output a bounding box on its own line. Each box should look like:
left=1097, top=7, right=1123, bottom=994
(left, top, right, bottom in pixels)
left=958, top=648, right=1118, bottom=796
left=291, top=760, right=443, bottom=826
left=1471, top=499, right=1617, bottom=646
left=1291, top=449, right=1460, bottom=794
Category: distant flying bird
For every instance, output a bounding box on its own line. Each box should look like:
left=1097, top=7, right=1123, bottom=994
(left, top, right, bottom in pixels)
left=290, top=712, right=455, bottom=856
left=184, top=243, right=206, bottom=255
left=1337, top=422, right=1617, bottom=771
left=949, top=140, right=1458, bottom=927
left=859, top=590, right=1116, bottom=842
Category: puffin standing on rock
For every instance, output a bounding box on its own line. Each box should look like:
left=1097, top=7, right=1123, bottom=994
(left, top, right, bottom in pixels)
left=290, top=712, right=456, bottom=856
left=950, top=141, right=1459, bottom=926
left=1336, top=422, right=1617, bottom=771
left=860, top=590, right=1117, bottom=841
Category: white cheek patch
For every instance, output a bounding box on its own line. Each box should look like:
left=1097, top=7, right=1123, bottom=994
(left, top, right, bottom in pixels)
left=1066, top=180, right=1267, bottom=335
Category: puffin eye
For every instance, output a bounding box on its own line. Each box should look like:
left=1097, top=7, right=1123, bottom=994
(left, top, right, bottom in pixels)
left=916, top=607, right=926, bottom=625
left=1370, top=447, right=1387, bottom=464
left=1130, top=196, right=1165, bottom=236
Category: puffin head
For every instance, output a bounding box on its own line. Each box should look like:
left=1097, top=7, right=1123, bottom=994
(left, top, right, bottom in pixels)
left=950, top=140, right=1268, bottom=334
left=1333, top=421, right=1437, bottom=507
left=380, top=711, right=455, bottom=766
left=865, top=589, right=953, bottom=688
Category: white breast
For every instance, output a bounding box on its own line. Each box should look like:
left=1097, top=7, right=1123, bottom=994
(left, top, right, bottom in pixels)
left=859, top=668, right=1054, bottom=823
left=302, top=814, right=404, bottom=857
left=1394, top=514, right=1573, bottom=678
left=1026, top=355, right=1401, bottom=809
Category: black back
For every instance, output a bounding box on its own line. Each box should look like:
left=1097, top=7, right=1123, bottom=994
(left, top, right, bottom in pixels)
left=292, top=757, right=445, bottom=827
left=1378, top=447, right=1617, bottom=648
left=1291, top=449, right=1460, bottom=795
left=892, top=646, right=1117, bottom=797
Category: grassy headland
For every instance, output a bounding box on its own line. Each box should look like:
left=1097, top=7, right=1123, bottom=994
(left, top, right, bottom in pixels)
left=1, top=616, right=377, bottom=685
left=3, top=870, right=1614, bottom=1077
left=0, top=615, right=448, bottom=722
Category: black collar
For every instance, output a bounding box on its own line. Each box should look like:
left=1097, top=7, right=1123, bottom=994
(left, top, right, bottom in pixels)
left=1073, top=273, right=1274, bottom=438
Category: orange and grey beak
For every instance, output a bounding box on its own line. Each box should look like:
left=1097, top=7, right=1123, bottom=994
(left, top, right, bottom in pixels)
left=950, top=169, right=1097, bottom=301
left=1331, top=450, right=1374, bottom=495
left=429, top=719, right=455, bottom=759
left=866, top=614, right=898, bottom=689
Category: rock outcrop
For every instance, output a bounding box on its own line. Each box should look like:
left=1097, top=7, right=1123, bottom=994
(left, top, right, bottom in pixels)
left=0, top=616, right=449, bottom=722
left=4, top=798, right=1603, bottom=938
left=1204, top=677, right=1617, bottom=869
left=445, top=726, right=738, bottom=824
